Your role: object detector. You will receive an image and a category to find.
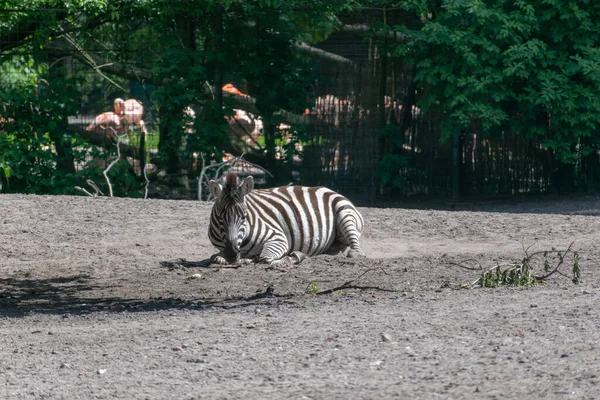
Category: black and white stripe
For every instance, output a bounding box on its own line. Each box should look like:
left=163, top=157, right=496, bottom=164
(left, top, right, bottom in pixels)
left=207, top=172, right=364, bottom=266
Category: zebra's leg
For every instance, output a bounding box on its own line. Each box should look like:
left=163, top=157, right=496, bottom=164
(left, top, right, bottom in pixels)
left=258, top=237, right=303, bottom=268
left=210, top=252, right=253, bottom=266
left=323, top=241, right=348, bottom=256
left=336, top=211, right=365, bottom=258
left=344, top=246, right=364, bottom=259
left=265, top=251, right=307, bottom=269
left=289, top=251, right=307, bottom=264
left=210, top=252, right=228, bottom=265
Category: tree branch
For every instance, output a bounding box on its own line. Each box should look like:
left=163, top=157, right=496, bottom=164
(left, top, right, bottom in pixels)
left=312, top=266, right=393, bottom=295
left=339, top=24, right=407, bottom=43
left=295, top=42, right=355, bottom=66
left=67, top=124, right=141, bottom=160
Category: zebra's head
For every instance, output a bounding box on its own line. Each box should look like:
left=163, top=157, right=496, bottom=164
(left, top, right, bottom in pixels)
left=208, top=173, right=254, bottom=263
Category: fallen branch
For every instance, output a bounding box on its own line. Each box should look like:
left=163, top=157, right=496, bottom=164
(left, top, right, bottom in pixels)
left=160, top=258, right=241, bottom=270
left=472, top=241, right=580, bottom=288
left=528, top=241, right=576, bottom=281
left=446, top=258, right=483, bottom=271
left=316, top=285, right=397, bottom=296
left=309, top=266, right=394, bottom=295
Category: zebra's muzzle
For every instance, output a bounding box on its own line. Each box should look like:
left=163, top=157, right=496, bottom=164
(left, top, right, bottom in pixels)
left=223, top=241, right=240, bottom=263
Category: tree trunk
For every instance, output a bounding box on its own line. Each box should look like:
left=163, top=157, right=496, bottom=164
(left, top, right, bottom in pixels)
left=377, top=48, right=388, bottom=163
left=452, top=132, right=462, bottom=201
left=156, top=11, right=199, bottom=197
left=263, top=120, right=278, bottom=184
left=213, top=5, right=224, bottom=111
left=585, top=151, right=598, bottom=192
left=48, top=55, right=75, bottom=175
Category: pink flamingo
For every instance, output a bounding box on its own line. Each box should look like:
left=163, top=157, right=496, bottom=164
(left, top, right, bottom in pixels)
left=86, top=98, right=148, bottom=139
left=222, top=84, right=249, bottom=98
left=116, top=98, right=147, bottom=136
left=86, top=111, right=125, bottom=138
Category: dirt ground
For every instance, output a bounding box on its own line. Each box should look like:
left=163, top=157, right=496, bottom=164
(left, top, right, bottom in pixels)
left=1, top=193, right=599, bottom=399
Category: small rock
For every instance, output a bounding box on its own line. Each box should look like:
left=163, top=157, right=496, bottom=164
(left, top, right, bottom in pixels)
left=380, top=332, right=393, bottom=342
left=186, top=358, right=206, bottom=364
left=187, top=273, right=202, bottom=280
left=97, top=369, right=106, bottom=375
left=59, top=363, right=70, bottom=369
left=369, top=360, right=382, bottom=367
left=254, top=308, right=261, bottom=314
left=530, top=304, right=538, bottom=308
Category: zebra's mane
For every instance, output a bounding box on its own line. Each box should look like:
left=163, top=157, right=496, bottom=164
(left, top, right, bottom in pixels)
left=222, top=172, right=240, bottom=198
left=225, top=172, right=238, bottom=187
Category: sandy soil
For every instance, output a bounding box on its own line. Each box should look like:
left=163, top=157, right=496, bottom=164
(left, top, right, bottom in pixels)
left=1, top=193, right=599, bottom=399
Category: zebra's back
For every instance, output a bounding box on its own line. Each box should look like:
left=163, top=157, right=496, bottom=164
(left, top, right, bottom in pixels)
left=243, top=185, right=363, bottom=257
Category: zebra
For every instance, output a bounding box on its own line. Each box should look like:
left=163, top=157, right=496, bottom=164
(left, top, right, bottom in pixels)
left=207, top=172, right=364, bottom=267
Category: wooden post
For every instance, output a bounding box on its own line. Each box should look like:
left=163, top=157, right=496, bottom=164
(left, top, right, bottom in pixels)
left=452, top=132, right=462, bottom=201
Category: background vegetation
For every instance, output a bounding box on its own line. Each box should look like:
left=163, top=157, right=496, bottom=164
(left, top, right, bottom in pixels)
left=2, top=0, right=600, bottom=201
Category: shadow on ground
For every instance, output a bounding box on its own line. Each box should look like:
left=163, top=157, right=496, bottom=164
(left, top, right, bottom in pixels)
left=0, top=273, right=294, bottom=318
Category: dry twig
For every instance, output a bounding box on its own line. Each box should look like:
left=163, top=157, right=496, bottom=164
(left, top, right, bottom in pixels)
left=446, top=258, right=483, bottom=271
left=75, top=179, right=105, bottom=197
left=103, top=132, right=126, bottom=198
left=310, top=266, right=394, bottom=295
left=197, top=153, right=273, bottom=201
left=143, top=132, right=156, bottom=200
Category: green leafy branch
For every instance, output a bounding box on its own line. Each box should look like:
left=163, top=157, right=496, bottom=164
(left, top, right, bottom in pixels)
left=0, top=162, right=12, bottom=191
left=472, top=241, right=580, bottom=288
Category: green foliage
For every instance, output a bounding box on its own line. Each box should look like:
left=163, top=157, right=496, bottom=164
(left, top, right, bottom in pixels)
left=9, top=0, right=600, bottom=197
left=308, top=278, right=319, bottom=295
left=478, top=262, right=540, bottom=288
left=396, top=0, right=600, bottom=162
left=0, top=160, right=12, bottom=192
left=476, top=244, right=580, bottom=288
left=0, top=53, right=144, bottom=195
left=572, top=252, right=580, bottom=284
left=0, top=55, right=41, bottom=90
left=0, top=0, right=358, bottom=195
left=376, top=125, right=409, bottom=188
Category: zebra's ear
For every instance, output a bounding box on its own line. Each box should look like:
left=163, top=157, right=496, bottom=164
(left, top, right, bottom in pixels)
left=239, top=175, right=254, bottom=196
left=208, top=180, right=222, bottom=199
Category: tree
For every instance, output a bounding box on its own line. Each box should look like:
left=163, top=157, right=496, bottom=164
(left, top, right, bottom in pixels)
left=0, top=0, right=352, bottom=195
left=394, top=0, right=600, bottom=195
